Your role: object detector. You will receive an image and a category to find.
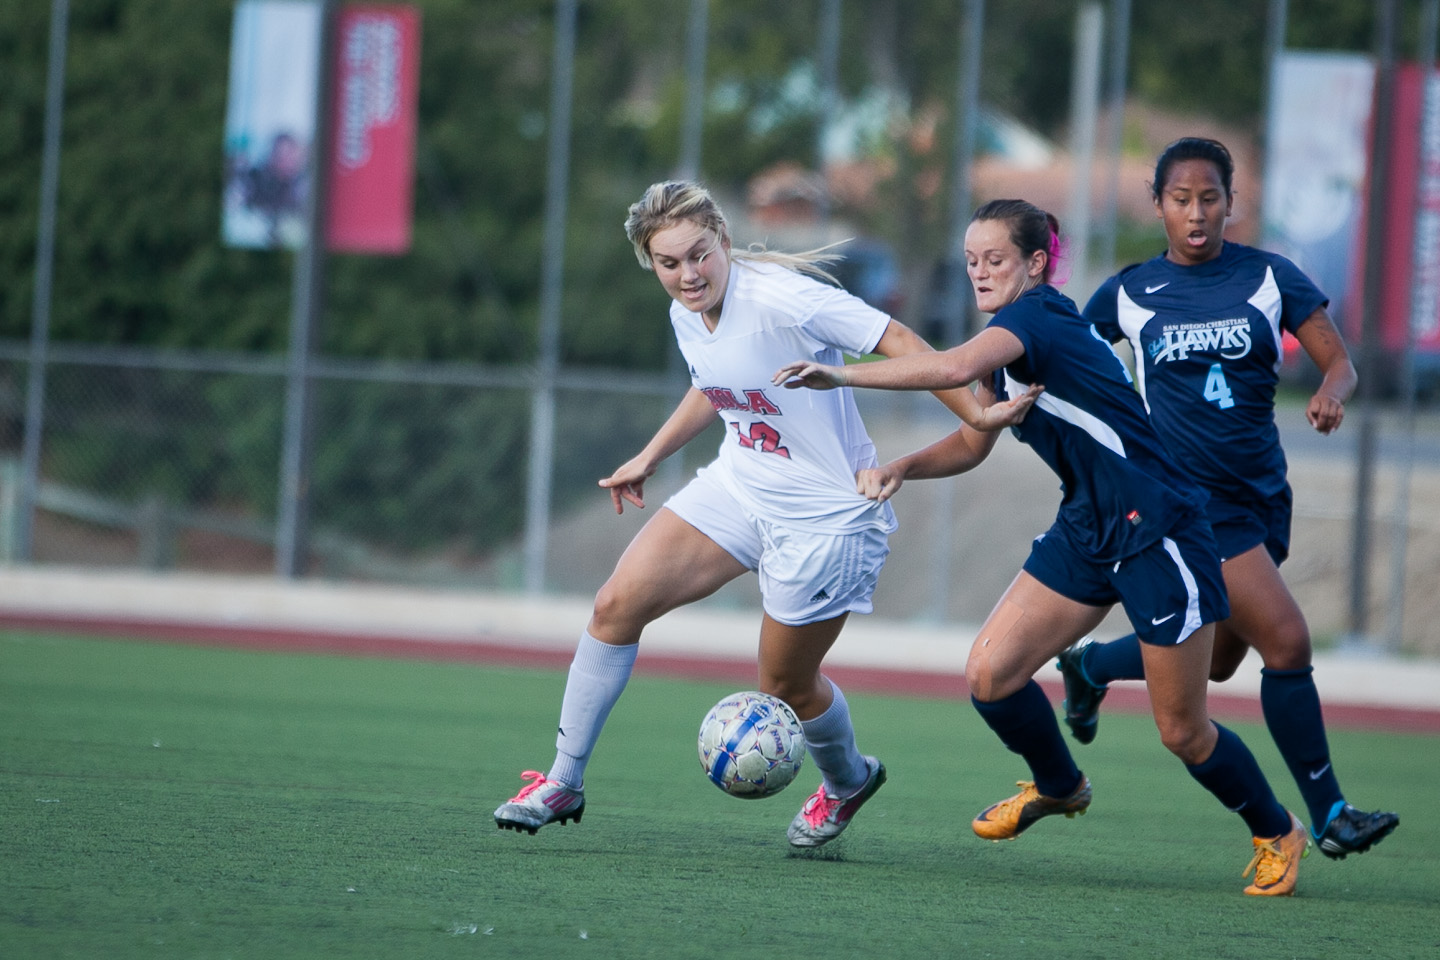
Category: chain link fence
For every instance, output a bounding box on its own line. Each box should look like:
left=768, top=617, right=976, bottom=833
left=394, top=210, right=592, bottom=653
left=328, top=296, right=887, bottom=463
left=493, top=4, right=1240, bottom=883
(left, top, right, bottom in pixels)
left=0, top=340, right=687, bottom=589
left=4, top=340, right=1440, bottom=659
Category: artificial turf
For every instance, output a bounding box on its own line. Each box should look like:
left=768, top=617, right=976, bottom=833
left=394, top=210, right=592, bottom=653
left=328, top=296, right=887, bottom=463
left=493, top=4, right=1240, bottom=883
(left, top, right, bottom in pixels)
left=1, top=630, right=1434, bottom=959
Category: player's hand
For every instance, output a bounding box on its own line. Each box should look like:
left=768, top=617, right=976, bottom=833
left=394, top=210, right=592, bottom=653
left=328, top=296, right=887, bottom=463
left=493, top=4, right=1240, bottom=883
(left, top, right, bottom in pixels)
left=772, top=360, right=846, bottom=390
left=979, top=382, right=1043, bottom=430
left=1306, top=391, right=1345, bottom=435
left=598, top=456, right=655, bottom=514
left=857, top=463, right=905, bottom=503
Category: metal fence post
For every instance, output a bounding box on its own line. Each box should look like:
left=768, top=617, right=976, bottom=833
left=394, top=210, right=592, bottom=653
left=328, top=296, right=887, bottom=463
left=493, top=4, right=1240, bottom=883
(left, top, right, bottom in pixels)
left=18, top=0, right=71, bottom=563
left=1065, top=3, right=1104, bottom=298
left=524, top=0, right=578, bottom=595
left=1347, top=0, right=1398, bottom=648
left=943, top=0, right=985, bottom=345
left=1385, top=0, right=1440, bottom=651
left=138, top=494, right=176, bottom=571
left=1094, top=0, right=1131, bottom=275
left=0, top=457, right=19, bottom=563
left=275, top=0, right=336, bottom=579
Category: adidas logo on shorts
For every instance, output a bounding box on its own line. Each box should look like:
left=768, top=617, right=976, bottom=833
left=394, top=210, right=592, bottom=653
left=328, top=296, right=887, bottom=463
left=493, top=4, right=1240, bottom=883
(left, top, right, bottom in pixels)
left=808, top=589, right=830, bottom=604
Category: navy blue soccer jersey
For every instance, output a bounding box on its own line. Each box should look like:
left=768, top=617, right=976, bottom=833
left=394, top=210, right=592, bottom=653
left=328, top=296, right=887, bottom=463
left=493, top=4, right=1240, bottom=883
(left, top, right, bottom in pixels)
left=987, top=285, right=1207, bottom=563
left=1084, top=242, right=1328, bottom=501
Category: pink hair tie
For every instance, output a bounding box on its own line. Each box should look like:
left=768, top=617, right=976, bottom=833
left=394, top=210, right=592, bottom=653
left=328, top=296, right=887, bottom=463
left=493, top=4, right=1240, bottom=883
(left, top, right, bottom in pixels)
left=1047, top=231, right=1071, bottom=287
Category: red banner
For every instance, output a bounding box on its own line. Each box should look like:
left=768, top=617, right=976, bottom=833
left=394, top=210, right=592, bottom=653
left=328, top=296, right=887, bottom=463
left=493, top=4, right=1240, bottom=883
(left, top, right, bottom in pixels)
left=1388, top=65, right=1440, bottom=355
left=1348, top=63, right=1440, bottom=356
left=325, top=4, right=421, bottom=254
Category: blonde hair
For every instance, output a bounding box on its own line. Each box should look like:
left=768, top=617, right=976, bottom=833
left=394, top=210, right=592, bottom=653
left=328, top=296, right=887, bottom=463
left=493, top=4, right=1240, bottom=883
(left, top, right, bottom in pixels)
left=624, top=180, right=842, bottom=284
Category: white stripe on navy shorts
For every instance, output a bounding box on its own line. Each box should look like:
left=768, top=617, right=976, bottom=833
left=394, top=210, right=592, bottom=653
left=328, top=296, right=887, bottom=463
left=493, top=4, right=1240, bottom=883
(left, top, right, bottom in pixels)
left=1022, top=513, right=1229, bottom=645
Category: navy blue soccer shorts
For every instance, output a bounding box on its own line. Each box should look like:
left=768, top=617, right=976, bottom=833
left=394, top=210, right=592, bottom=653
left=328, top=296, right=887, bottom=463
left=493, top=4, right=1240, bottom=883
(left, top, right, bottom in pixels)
left=1204, top=485, right=1293, bottom=566
left=1023, top=514, right=1230, bottom=646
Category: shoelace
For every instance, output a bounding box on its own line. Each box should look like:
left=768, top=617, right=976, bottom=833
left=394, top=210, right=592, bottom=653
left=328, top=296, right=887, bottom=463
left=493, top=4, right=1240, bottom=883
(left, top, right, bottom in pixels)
left=801, top=788, right=842, bottom=828
left=508, top=770, right=548, bottom=803
left=1242, top=838, right=1289, bottom=885
left=985, top=781, right=1041, bottom=820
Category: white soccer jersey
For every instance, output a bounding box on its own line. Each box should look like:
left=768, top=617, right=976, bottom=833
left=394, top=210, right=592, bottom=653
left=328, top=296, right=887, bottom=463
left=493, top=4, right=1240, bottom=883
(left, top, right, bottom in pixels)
left=669, top=259, right=897, bottom=535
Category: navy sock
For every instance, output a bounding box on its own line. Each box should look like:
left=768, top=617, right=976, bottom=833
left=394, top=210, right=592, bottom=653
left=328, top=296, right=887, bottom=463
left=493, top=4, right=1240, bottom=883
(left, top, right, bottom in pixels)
left=1081, top=633, right=1146, bottom=686
left=1185, top=723, right=1291, bottom=838
left=972, top=680, right=1083, bottom=799
left=1261, top=666, right=1343, bottom=829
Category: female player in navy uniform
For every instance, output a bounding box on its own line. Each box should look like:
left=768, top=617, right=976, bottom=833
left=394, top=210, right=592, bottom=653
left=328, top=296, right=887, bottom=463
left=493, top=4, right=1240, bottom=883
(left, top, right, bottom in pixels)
left=776, top=198, right=1309, bottom=895
left=494, top=181, right=1034, bottom=848
left=1056, top=138, right=1398, bottom=860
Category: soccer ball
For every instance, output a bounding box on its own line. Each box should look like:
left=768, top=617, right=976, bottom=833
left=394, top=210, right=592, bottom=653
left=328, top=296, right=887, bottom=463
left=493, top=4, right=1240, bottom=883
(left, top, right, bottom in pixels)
left=697, top=691, right=806, bottom=799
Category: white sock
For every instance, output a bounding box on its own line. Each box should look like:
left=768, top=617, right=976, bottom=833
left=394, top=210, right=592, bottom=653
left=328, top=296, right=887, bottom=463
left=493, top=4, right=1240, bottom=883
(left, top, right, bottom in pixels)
left=800, top=679, right=868, bottom=797
left=547, top=630, right=638, bottom=789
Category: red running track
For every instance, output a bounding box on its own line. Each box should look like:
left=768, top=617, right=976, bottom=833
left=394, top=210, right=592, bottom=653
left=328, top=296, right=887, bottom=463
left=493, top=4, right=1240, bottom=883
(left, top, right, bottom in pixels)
left=4, top=611, right=1438, bottom=736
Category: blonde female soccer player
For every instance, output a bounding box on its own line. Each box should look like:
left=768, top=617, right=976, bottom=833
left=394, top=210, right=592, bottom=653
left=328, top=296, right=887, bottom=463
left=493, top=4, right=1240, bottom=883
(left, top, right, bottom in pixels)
left=494, top=181, right=1034, bottom=848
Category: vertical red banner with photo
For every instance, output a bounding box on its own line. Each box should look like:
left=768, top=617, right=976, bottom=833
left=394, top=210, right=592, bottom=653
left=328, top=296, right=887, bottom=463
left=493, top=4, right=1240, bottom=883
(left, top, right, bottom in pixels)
left=1349, top=63, right=1440, bottom=357
left=325, top=4, right=421, bottom=254
left=1381, top=64, right=1440, bottom=357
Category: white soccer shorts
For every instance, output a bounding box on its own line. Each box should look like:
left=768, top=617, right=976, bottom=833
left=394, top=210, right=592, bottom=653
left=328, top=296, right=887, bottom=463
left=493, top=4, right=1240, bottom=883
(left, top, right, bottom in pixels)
left=664, top=464, right=890, bottom=626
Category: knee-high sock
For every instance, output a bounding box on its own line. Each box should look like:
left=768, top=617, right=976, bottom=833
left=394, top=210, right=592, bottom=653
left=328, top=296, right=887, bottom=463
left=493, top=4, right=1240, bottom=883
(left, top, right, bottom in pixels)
left=972, top=680, right=1083, bottom=799
left=1081, top=633, right=1146, bottom=686
left=547, top=631, right=638, bottom=788
left=1185, top=723, right=1291, bottom=838
left=1261, top=666, right=1343, bottom=829
left=800, top=679, right=868, bottom=796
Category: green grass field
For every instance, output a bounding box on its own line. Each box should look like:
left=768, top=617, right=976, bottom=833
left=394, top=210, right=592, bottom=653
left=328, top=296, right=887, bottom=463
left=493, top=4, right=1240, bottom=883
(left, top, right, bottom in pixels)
left=2, top=630, right=1435, bottom=960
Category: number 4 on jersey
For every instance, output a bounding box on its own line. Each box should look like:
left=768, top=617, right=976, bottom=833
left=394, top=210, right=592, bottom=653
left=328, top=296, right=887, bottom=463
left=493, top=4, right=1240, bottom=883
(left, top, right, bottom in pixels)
left=1203, top=363, right=1235, bottom=409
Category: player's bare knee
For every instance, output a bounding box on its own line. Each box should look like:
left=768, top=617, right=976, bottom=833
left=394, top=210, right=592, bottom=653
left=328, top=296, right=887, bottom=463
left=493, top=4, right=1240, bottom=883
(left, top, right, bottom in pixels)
left=1208, top=656, right=1242, bottom=683
left=1258, top=620, right=1312, bottom=671
left=965, top=659, right=994, bottom=703
left=590, top=578, right=655, bottom=638
left=1155, top=716, right=1211, bottom=765
left=588, top=580, right=625, bottom=633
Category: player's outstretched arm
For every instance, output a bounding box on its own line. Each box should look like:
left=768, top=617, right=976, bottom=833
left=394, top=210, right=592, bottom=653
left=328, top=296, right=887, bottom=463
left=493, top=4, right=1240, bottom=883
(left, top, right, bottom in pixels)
left=857, top=422, right=1002, bottom=504
left=775, top=326, right=1025, bottom=397
left=867, top=320, right=1039, bottom=430
left=599, top=387, right=715, bottom=513
left=1294, top=307, right=1357, bottom=435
